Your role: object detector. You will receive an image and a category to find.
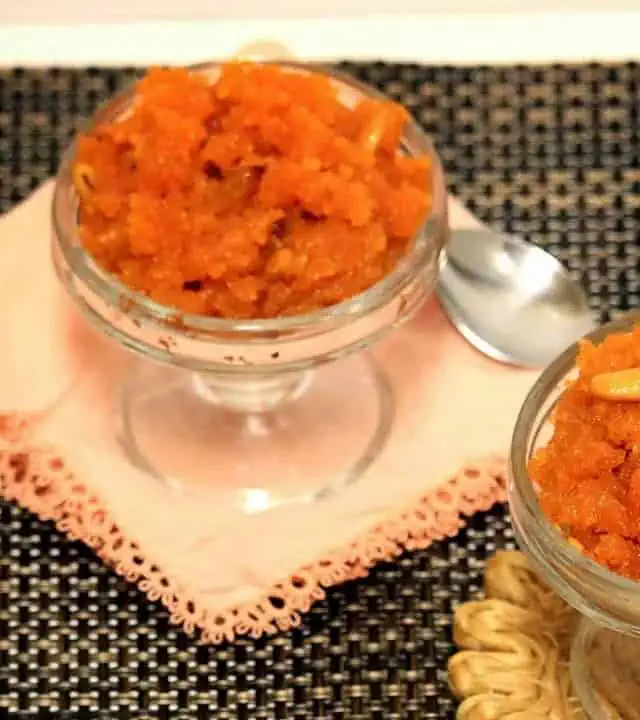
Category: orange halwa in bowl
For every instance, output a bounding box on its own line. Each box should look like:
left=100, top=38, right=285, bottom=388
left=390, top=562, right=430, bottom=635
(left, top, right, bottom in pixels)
left=510, top=313, right=640, bottom=633
left=510, top=315, right=640, bottom=718
left=50, top=59, right=447, bottom=521
left=53, top=61, right=446, bottom=374
left=71, top=62, right=434, bottom=321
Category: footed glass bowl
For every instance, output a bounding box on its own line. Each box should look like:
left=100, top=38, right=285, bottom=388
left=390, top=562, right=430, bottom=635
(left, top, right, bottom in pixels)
left=509, top=312, right=640, bottom=719
left=51, top=61, right=448, bottom=513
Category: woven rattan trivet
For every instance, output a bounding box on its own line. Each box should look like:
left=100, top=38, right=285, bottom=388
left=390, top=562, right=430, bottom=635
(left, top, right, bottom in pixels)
left=449, top=551, right=640, bottom=720
left=449, top=551, right=582, bottom=718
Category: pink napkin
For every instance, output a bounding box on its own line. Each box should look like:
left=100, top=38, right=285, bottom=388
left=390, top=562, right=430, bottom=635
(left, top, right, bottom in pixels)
left=0, top=182, right=537, bottom=642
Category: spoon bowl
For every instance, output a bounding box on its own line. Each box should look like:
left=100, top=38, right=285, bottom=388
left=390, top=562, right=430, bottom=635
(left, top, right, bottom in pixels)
left=437, top=228, right=595, bottom=369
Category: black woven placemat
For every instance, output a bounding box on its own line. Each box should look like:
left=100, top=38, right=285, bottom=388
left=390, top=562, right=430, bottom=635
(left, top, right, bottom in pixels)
left=1, top=62, right=638, bottom=719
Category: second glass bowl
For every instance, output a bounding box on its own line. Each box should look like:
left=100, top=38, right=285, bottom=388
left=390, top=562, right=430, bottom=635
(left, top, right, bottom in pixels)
left=509, top=312, right=640, bottom=719
left=51, top=61, right=448, bottom=512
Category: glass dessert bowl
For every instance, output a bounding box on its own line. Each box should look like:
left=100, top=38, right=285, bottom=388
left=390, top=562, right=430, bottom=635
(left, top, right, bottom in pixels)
left=51, top=61, right=448, bottom=513
left=509, top=312, right=640, bottom=719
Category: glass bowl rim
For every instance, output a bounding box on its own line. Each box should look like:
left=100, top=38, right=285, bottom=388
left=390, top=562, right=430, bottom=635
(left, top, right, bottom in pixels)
left=510, top=310, right=640, bottom=599
left=52, top=59, right=447, bottom=336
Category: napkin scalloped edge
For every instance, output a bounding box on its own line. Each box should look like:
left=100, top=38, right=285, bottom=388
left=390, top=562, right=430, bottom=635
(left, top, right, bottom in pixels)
left=0, top=436, right=506, bottom=643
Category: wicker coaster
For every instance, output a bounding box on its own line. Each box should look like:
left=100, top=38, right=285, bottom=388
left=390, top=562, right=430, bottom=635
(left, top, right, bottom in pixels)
left=449, top=551, right=581, bottom=718
left=448, top=551, right=640, bottom=720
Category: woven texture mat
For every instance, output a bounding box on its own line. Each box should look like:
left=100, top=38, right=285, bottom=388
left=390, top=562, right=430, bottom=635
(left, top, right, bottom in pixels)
left=1, top=62, right=638, bottom=718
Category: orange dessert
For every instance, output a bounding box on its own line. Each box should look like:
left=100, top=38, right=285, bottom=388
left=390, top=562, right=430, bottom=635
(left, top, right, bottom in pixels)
left=73, top=63, right=433, bottom=319
left=530, top=326, right=640, bottom=579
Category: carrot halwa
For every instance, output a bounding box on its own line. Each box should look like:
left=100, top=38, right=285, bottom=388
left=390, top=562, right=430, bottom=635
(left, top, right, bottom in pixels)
left=73, top=63, right=433, bottom=319
left=530, top=326, right=640, bottom=580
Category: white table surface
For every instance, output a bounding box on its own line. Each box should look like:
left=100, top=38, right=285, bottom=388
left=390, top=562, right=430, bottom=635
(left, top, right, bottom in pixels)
left=1, top=2, right=640, bottom=66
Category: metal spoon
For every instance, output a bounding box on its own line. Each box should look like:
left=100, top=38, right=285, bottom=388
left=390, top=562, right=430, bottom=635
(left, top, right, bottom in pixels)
left=437, top=228, right=596, bottom=369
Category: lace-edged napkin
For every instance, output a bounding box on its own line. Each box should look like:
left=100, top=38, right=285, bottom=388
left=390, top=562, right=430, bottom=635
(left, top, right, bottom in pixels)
left=0, top=183, right=537, bottom=642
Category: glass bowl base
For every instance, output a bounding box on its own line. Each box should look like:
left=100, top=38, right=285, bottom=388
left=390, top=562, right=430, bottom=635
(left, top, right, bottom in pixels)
left=118, top=352, right=394, bottom=513
left=571, top=618, right=640, bottom=719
